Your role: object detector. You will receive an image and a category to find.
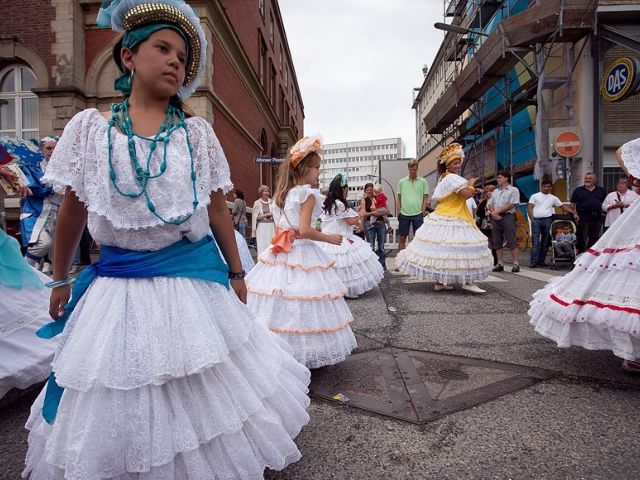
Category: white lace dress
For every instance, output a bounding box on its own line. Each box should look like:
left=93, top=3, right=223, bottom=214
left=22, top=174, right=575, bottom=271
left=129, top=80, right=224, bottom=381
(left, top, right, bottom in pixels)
left=0, top=231, right=57, bottom=399
left=22, top=109, right=310, bottom=480
left=318, top=200, right=384, bottom=296
left=528, top=138, right=640, bottom=360
left=245, top=185, right=357, bottom=368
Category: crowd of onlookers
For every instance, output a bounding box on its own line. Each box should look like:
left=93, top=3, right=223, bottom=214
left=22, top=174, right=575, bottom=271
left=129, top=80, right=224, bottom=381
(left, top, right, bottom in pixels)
left=229, top=160, right=637, bottom=274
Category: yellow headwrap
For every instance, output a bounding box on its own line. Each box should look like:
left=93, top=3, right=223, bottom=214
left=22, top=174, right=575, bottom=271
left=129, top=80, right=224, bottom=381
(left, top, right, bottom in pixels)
left=438, top=143, right=464, bottom=167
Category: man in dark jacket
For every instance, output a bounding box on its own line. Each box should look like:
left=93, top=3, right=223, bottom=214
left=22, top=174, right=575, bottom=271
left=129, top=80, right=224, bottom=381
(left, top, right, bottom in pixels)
left=570, top=172, right=606, bottom=253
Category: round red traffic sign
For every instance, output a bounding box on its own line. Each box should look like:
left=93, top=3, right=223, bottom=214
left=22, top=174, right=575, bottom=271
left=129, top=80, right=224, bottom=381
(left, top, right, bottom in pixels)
left=554, top=131, right=582, bottom=157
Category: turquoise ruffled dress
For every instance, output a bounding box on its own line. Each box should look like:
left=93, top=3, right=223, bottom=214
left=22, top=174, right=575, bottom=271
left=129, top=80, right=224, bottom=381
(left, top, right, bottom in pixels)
left=0, top=230, right=57, bottom=398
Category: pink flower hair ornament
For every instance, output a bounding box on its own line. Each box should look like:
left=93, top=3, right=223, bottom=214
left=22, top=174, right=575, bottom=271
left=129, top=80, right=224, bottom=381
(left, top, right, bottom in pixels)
left=289, top=135, right=323, bottom=169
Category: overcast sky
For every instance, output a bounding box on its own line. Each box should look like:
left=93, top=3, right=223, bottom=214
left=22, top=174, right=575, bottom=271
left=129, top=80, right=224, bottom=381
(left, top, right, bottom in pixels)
left=279, top=0, right=444, bottom=158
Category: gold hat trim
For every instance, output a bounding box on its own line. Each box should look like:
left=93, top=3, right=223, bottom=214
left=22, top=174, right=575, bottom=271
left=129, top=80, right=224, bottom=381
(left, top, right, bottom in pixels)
left=123, top=3, right=201, bottom=86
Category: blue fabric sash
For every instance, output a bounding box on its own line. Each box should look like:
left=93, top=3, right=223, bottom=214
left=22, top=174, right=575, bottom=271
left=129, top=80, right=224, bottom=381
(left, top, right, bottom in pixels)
left=36, top=235, right=228, bottom=423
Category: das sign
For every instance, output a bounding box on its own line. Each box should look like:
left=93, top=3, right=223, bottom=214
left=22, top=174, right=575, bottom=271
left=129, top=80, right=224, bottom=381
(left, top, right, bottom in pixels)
left=601, top=57, right=640, bottom=102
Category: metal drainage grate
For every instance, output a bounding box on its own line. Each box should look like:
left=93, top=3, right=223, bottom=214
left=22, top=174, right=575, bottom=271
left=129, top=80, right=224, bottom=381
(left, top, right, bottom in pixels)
left=437, top=369, right=469, bottom=381
left=310, top=347, right=558, bottom=424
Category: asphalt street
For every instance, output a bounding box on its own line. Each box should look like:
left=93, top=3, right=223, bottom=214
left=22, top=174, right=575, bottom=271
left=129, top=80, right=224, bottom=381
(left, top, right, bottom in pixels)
left=1, top=260, right=639, bottom=480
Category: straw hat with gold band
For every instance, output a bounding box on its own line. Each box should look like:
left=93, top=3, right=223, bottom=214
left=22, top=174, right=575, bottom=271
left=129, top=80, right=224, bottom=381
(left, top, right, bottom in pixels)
left=97, top=0, right=207, bottom=99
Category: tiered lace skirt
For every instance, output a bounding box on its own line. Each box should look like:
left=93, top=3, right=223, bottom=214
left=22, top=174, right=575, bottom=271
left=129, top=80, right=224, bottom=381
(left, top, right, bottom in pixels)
left=0, top=271, right=56, bottom=399
left=395, top=213, right=493, bottom=284
left=528, top=201, right=640, bottom=360
left=246, top=240, right=357, bottom=369
left=22, top=277, right=310, bottom=479
left=317, top=234, right=384, bottom=297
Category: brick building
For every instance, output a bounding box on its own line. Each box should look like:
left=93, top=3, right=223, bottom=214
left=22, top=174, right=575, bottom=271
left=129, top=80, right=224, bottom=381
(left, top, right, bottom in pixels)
left=0, top=0, right=303, bottom=204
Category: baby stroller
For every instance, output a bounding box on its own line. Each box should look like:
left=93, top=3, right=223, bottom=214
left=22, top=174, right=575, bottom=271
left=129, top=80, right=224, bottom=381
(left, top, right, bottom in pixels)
left=549, top=215, right=577, bottom=270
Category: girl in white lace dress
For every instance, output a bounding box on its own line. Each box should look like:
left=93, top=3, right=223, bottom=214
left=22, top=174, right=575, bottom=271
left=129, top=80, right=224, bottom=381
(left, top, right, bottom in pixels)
left=22, top=1, right=310, bottom=478
left=529, top=138, right=640, bottom=373
left=245, top=137, right=357, bottom=368
left=318, top=174, right=384, bottom=299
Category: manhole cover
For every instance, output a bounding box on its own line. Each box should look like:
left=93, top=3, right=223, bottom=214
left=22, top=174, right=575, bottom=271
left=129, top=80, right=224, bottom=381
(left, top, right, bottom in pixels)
left=310, top=347, right=558, bottom=424
left=437, top=369, right=469, bottom=381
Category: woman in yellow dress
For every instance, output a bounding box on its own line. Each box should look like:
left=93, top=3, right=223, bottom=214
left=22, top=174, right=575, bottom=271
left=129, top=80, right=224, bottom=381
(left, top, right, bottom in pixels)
left=395, top=144, right=493, bottom=293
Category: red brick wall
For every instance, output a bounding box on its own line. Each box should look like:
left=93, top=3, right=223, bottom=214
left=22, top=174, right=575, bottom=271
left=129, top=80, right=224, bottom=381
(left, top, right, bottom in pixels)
left=85, top=29, right=118, bottom=73
left=0, top=0, right=55, bottom=84
left=222, top=0, right=303, bottom=138
left=212, top=105, right=265, bottom=200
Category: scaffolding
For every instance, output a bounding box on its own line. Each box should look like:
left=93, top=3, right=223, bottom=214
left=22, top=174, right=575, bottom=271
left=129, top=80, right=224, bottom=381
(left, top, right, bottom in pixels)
left=427, top=0, right=597, bottom=187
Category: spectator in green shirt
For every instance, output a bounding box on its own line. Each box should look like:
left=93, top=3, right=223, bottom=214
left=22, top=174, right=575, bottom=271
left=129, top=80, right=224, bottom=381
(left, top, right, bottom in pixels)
left=396, top=159, right=430, bottom=252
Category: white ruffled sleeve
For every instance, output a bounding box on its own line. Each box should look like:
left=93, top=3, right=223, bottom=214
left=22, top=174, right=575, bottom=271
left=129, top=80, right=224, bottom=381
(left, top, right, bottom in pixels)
left=336, top=200, right=359, bottom=218
left=291, top=184, right=324, bottom=218
left=190, top=117, right=234, bottom=195
left=432, top=174, right=469, bottom=201
left=42, top=109, right=96, bottom=198
left=621, top=138, right=640, bottom=178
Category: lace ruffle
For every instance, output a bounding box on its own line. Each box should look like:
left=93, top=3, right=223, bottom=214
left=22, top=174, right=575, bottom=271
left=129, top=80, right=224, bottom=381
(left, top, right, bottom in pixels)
left=49, top=278, right=298, bottom=391
left=432, top=173, right=469, bottom=201
left=621, top=137, right=640, bottom=178
left=24, top=360, right=310, bottom=479
left=396, top=213, right=493, bottom=284
left=318, top=235, right=384, bottom=296
left=42, top=109, right=233, bottom=231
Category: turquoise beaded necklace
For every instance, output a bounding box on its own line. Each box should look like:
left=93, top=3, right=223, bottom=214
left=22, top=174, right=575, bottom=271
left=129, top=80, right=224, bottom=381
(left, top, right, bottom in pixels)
left=107, top=98, right=199, bottom=225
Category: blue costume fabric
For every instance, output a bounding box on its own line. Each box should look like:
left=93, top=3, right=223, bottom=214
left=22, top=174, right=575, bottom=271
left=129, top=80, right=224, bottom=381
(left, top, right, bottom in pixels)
left=36, top=235, right=229, bottom=423
left=0, top=230, right=44, bottom=289
left=0, top=139, right=51, bottom=247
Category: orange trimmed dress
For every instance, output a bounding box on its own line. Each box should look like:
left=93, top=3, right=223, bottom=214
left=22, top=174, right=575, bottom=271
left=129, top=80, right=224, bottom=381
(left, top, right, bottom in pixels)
left=245, top=185, right=357, bottom=368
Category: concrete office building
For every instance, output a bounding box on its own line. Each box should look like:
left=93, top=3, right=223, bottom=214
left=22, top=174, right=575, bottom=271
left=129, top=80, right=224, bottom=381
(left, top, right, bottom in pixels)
left=321, top=138, right=405, bottom=202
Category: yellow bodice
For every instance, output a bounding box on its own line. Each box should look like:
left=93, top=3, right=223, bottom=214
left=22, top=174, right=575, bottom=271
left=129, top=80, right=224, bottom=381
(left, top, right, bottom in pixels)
left=435, top=191, right=476, bottom=225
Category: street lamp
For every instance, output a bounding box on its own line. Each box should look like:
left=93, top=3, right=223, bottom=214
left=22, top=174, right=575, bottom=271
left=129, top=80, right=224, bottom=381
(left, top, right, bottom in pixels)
left=434, top=22, right=489, bottom=37
left=366, top=174, right=397, bottom=217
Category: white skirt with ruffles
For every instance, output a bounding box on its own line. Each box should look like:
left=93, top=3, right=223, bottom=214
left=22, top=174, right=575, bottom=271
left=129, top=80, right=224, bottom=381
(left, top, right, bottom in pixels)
left=528, top=200, right=640, bottom=360
left=246, top=239, right=357, bottom=369
left=0, top=271, right=56, bottom=399
left=395, top=213, right=494, bottom=285
left=317, top=234, right=384, bottom=297
left=22, top=277, right=310, bottom=480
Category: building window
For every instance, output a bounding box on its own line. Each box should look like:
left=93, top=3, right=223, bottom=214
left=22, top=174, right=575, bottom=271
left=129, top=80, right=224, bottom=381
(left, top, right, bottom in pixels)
left=260, top=128, right=268, bottom=155
left=269, top=13, right=274, bottom=45
left=269, top=61, right=276, bottom=106
left=259, top=0, right=264, bottom=18
left=284, top=68, right=288, bottom=89
left=279, top=86, right=285, bottom=122
left=602, top=167, right=627, bottom=194
left=279, top=46, right=283, bottom=71
left=0, top=65, right=38, bottom=140
left=259, top=37, right=267, bottom=87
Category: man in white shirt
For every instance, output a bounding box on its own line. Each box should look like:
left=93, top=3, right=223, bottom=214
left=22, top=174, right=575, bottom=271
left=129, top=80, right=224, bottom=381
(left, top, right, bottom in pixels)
left=488, top=171, right=521, bottom=272
left=527, top=180, right=576, bottom=268
left=466, top=196, right=477, bottom=220
left=602, top=177, right=638, bottom=232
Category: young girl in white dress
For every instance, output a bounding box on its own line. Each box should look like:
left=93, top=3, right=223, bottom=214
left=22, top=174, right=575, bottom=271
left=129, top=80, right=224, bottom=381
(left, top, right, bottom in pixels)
left=245, top=137, right=357, bottom=368
left=529, top=138, right=640, bottom=373
left=22, top=1, right=310, bottom=478
left=395, top=143, right=493, bottom=293
left=318, top=173, right=384, bottom=299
